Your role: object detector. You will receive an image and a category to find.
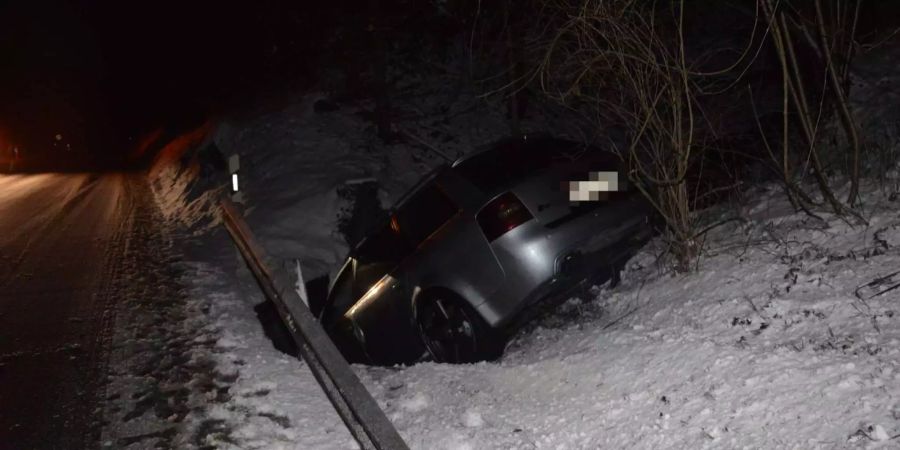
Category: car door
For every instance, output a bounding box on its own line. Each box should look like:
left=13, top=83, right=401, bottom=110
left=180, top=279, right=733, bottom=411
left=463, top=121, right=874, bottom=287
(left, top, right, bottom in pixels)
left=396, top=175, right=507, bottom=307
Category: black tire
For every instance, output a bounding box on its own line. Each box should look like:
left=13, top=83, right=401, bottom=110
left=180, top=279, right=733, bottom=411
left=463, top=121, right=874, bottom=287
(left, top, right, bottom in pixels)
left=415, top=291, right=505, bottom=363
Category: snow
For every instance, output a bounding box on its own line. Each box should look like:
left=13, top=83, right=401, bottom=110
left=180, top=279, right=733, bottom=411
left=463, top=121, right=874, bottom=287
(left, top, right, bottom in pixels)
left=129, top=178, right=900, bottom=450
left=115, top=55, right=900, bottom=449
left=208, top=83, right=576, bottom=283
left=461, top=409, right=485, bottom=428
left=208, top=94, right=444, bottom=279
left=146, top=122, right=223, bottom=234
left=176, top=260, right=356, bottom=450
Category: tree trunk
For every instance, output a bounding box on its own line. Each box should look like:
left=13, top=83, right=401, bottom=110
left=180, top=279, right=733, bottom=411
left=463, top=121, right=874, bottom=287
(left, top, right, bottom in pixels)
left=505, top=2, right=522, bottom=136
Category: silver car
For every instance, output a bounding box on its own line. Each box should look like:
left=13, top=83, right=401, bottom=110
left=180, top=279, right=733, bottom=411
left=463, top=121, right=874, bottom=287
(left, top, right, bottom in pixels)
left=319, top=136, right=653, bottom=364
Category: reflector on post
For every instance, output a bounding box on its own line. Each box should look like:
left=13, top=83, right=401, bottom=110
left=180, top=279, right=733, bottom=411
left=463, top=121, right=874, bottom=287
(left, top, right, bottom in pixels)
left=228, top=154, right=244, bottom=204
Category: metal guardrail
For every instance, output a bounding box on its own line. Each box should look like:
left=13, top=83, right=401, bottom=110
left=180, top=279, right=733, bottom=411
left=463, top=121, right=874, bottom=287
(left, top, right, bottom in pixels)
left=219, top=197, right=410, bottom=450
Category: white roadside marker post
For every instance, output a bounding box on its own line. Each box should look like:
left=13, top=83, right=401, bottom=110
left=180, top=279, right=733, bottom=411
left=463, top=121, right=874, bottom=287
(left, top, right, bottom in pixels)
left=228, top=153, right=244, bottom=204
left=228, top=153, right=247, bottom=275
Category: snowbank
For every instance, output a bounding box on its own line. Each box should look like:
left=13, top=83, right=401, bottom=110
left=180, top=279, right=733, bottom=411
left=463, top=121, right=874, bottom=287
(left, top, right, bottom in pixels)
left=172, top=179, right=900, bottom=449
left=146, top=122, right=224, bottom=234
left=209, top=86, right=573, bottom=281
left=129, top=40, right=900, bottom=448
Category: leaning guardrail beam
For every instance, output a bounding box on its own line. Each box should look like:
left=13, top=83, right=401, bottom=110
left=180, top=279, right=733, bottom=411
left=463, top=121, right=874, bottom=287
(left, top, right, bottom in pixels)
left=219, top=197, right=409, bottom=450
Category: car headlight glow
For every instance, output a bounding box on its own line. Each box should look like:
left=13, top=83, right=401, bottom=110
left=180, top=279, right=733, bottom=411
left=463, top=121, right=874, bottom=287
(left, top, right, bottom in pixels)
left=345, top=274, right=396, bottom=318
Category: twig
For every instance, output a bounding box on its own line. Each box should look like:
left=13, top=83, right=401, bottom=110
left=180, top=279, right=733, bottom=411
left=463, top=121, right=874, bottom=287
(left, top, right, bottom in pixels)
left=603, top=306, right=639, bottom=330
left=744, top=295, right=770, bottom=321
left=603, top=272, right=650, bottom=330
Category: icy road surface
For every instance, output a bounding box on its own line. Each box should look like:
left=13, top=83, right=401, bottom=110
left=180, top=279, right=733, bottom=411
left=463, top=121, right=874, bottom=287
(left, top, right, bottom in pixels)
left=0, top=173, right=158, bottom=449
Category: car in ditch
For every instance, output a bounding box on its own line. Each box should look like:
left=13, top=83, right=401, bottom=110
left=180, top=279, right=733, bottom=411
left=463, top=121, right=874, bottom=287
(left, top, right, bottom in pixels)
left=317, top=136, right=654, bottom=365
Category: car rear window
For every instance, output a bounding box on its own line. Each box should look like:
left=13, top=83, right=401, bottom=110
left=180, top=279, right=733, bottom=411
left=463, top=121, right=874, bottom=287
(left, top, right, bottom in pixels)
left=396, top=184, right=458, bottom=247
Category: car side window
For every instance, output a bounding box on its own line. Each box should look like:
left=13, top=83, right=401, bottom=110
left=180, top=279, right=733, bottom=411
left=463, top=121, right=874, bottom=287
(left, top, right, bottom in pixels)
left=355, top=222, right=412, bottom=265
left=396, top=184, right=458, bottom=247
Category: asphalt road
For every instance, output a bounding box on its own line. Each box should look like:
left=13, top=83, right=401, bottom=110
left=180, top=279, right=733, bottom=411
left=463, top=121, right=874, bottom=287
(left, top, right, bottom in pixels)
left=0, top=173, right=139, bottom=449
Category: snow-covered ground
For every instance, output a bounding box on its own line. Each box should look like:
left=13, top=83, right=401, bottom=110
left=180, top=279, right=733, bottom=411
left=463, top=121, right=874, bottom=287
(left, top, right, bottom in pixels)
left=148, top=178, right=900, bottom=450
left=135, top=126, right=900, bottom=449
left=203, top=83, right=578, bottom=282
left=110, top=40, right=900, bottom=448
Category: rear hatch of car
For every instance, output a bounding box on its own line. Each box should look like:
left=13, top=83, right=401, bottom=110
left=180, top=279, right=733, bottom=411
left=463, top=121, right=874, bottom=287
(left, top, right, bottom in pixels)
left=453, top=137, right=628, bottom=228
left=515, top=154, right=626, bottom=228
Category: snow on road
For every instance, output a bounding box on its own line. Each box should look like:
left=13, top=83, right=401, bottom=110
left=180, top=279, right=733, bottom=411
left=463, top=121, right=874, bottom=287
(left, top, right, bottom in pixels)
left=164, top=181, right=900, bottom=449
left=0, top=173, right=166, bottom=449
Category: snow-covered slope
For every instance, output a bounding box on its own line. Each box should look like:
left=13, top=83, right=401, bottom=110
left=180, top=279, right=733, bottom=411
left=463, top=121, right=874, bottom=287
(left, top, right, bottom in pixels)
left=146, top=122, right=224, bottom=234
left=175, top=180, right=900, bottom=449
left=129, top=45, right=900, bottom=448
left=208, top=85, right=575, bottom=281
left=209, top=94, right=439, bottom=280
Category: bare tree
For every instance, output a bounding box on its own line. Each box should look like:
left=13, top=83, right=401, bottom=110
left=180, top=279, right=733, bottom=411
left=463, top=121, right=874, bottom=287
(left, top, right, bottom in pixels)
left=757, top=0, right=864, bottom=215
left=536, top=0, right=705, bottom=271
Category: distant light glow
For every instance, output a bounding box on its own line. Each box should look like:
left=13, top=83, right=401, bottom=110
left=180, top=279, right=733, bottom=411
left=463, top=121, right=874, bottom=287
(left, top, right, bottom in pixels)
left=390, top=214, right=400, bottom=233
left=232, top=173, right=239, bottom=192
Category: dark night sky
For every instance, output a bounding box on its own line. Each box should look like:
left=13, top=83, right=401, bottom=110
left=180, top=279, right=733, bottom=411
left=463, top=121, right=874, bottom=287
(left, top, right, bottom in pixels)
left=0, top=0, right=319, bottom=163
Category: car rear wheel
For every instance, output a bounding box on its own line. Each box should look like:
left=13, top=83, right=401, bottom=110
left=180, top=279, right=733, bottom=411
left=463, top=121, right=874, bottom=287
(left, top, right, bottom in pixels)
left=415, top=292, right=504, bottom=363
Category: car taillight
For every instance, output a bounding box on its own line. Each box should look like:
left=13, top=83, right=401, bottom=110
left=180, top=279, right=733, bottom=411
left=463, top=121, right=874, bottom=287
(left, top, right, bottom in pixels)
left=477, top=192, right=533, bottom=241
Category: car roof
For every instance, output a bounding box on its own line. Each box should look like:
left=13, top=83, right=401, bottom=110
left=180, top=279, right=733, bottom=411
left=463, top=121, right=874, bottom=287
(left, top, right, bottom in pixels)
left=450, top=134, right=574, bottom=168
left=379, top=134, right=597, bottom=216
left=389, top=163, right=450, bottom=210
